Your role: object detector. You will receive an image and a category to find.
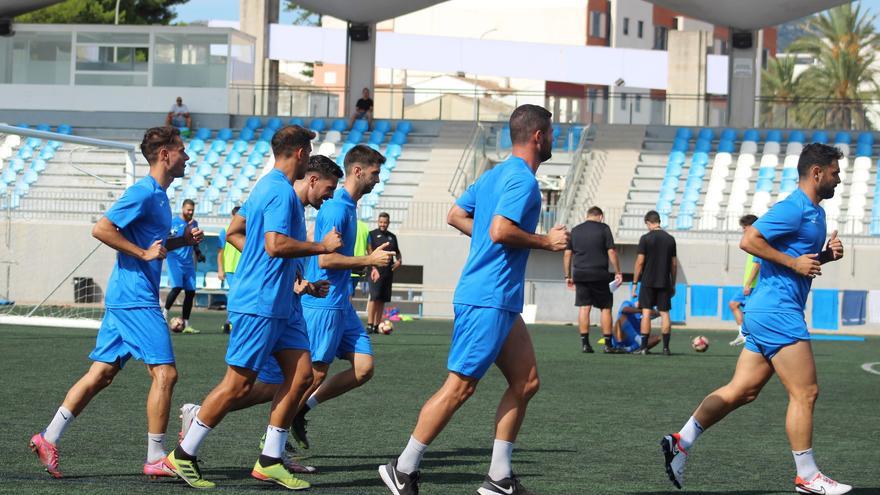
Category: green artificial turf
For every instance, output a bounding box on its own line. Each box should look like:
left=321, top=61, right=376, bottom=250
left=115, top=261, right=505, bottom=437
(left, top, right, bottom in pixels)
left=0, top=311, right=877, bottom=494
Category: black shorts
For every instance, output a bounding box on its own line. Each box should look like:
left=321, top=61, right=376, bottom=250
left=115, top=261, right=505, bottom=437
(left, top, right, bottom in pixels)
left=369, top=274, right=393, bottom=302
left=574, top=281, right=612, bottom=309
left=639, top=286, right=672, bottom=311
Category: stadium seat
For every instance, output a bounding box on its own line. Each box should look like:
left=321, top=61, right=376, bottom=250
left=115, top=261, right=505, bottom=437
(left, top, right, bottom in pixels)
left=218, top=201, right=235, bottom=216
left=758, top=167, right=776, bottom=180
left=331, top=119, right=348, bottom=132
left=324, top=130, right=342, bottom=144
left=856, top=142, right=872, bottom=157
left=17, top=147, right=33, bottom=160
left=232, top=139, right=248, bottom=155
left=396, top=120, right=412, bottom=134
left=340, top=142, right=355, bottom=156
left=57, top=124, right=72, bottom=135
left=671, top=138, right=689, bottom=152
left=217, top=128, right=233, bottom=141
left=743, top=129, right=760, bottom=142
left=309, top=119, right=326, bottom=133
left=374, top=120, right=392, bottom=134
left=782, top=168, right=798, bottom=181
left=205, top=151, right=220, bottom=166
left=780, top=180, right=798, bottom=193
left=675, top=215, right=694, bottom=230
left=288, top=117, right=305, bottom=127
left=188, top=138, right=206, bottom=155
left=253, top=140, right=270, bottom=156
left=834, top=131, right=851, bottom=145
left=788, top=130, right=805, bottom=143
left=25, top=137, right=41, bottom=149
left=346, top=130, right=363, bottom=144
left=352, top=119, right=369, bottom=133
left=239, top=127, right=255, bottom=141
left=720, top=128, right=737, bottom=142
left=195, top=128, right=212, bottom=141
left=210, top=140, right=227, bottom=154
left=0, top=168, right=16, bottom=185
left=244, top=116, right=262, bottom=130
left=10, top=158, right=25, bottom=173
left=195, top=201, right=213, bottom=215
left=247, top=153, right=264, bottom=167
left=383, top=157, right=397, bottom=170
left=242, top=164, right=258, bottom=179
left=227, top=187, right=244, bottom=202
left=390, top=131, right=407, bottom=146
left=38, top=147, right=55, bottom=161
left=31, top=158, right=47, bottom=173
left=14, top=179, right=29, bottom=196
left=182, top=185, right=198, bottom=200
left=697, top=128, right=714, bottom=141
left=379, top=168, right=391, bottom=182
left=204, top=187, right=221, bottom=203
left=756, top=178, right=774, bottom=192
left=500, top=126, right=512, bottom=150
left=195, top=162, right=213, bottom=176
left=258, top=128, right=275, bottom=142
left=385, top=143, right=403, bottom=159
left=368, top=143, right=380, bottom=151
left=22, top=169, right=39, bottom=185
left=226, top=151, right=242, bottom=167
left=368, top=132, right=386, bottom=145
left=372, top=181, right=385, bottom=194
left=317, top=141, right=336, bottom=157
left=674, top=127, right=692, bottom=140
left=189, top=174, right=207, bottom=190
left=856, top=132, right=873, bottom=145
left=218, top=163, right=235, bottom=179
left=232, top=174, right=250, bottom=191
left=266, top=117, right=283, bottom=130
left=766, top=130, right=783, bottom=142
left=811, top=130, right=828, bottom=144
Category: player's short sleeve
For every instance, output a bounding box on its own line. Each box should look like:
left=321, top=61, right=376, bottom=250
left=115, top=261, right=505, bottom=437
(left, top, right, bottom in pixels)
left=262, top=190, right=293, bottom=235
left=315, top=203, right=346, bottom=242
left=637, top=235, right=647, bottom=255
left=105, top=185, right=149, bottom=230
left=218, top=229, right=226, bottom=247
left=494, top=173, right=539, bottom=225
left=753, top=199, right=800, bottom=243
left=753, top=257, right=762, bottom=265
left=455, top=183, right=477, bottom=214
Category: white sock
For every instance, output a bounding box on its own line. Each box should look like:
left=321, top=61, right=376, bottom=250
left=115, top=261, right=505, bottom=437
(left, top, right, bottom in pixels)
left=678, top=416, right=704, bottom=450
left=162, top=308, right=168, bottom=320
left=43, top=406, right=75, bottom=445
left=488, top=439, right=514, bottom=481
left=793, top=448, right=819, bottom=480
left=147, top=433, right=166, bottom=463
left=737, top=325, right=742, bottom=334
left=305, top=395, right=319, bottom=410
left=396, top=435, right=428, bottom=475
left=183, top=319, right=189, bottom=328
left=262, top=425, right=288, bottom=459
left=179, top=416, right=212, bottom=457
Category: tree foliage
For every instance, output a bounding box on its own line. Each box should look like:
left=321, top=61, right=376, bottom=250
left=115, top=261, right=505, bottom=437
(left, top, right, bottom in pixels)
left=17, top=0, right=188, bottom=25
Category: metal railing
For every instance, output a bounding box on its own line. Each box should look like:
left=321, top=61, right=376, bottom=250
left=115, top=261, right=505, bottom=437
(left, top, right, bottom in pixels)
left=555, top=125, right=594, bottom=226
left=448, top=124, right=488, bottom=197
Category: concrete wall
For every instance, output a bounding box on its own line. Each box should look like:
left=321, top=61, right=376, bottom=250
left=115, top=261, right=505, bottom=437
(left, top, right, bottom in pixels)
left=0, top=85, right=230, bottom=114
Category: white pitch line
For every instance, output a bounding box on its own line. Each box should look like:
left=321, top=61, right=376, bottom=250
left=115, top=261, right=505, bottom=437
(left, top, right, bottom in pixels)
left=861, top=362, right=880, bottom=376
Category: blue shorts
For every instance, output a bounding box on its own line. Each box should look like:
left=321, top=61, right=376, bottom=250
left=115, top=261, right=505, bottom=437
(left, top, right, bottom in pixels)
left=257, top=312, right=311, bottom=384
left=743, top=312, right=810, bottom=359
left=225, top=312, right=286, bottom=371
left=303, top=305, right=371, bottom=364
left=167, top=261, right=196, bottom=291
left=90, top=307, right=174, bottom=368
left=224, top=271, right=236, bottom=291
left=447, top=304, right=517, bottom=379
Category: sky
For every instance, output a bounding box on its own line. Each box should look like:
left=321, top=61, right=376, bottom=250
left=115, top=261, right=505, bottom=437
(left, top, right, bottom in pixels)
left=173, top=0, right=880, bottom=29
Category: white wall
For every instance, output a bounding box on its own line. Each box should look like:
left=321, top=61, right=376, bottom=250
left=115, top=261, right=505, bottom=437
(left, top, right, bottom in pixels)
left=0, top=84, right=230, bottom=114
left=611, top=0, right=654, bottom=50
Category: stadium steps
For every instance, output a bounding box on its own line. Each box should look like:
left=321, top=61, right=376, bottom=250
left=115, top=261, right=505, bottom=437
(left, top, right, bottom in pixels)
left=579, top=125, right=647, bottom=228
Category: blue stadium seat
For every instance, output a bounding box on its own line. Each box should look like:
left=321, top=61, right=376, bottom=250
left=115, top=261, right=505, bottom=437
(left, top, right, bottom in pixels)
left=782, top=168, right=799, bottom=180
left=17, top=147, right=33, bottom=160
left=232, top=139, right=248, bottom=154
left=226, top=151, right=242, bottom=167
left=718, top=140, right=735, bottom=153
left=374, top=120, right=392, bottom=134
left=47, top=140, right=62, bottom=151
left=195, top=201, right=213, bottom=215
left=352, top=119, right=369, bottom=133
left=210, top=140, right=226, bottom=154
left=1, top=168, right=16, bottom=185
left=361, top=193, right=379, bottom=206
left=266, top=117, right=283, bottom=130
left=205, top=151, right=220, bottom=166
left=195, top=162, right=212, bottom=176
left=658, top=189, right=676, bottom=202
left=188, top=138, right=206, bottom=154
left=379, top=168, right=391, bottom=182
left=679, top=201, right=697, bottom=214
left=671, top=138, right=689, bottom=152
left=340, top=142, right=355, bottom=156
left=247, top=153, right=263, bottom=167
left=35, top=123, right=51, bottom=132
left=667, top=150, right=686, bottom=165
left=39, top=147, right=55, bottom=161
left=10, top=158, right=25, bottom=173
left=22, top=169, right=38, bottom=185
left=232, top=175, right=250, bottom=190
left=368, top=132, right=386, bottom=145
left=309, top=119, right=326, bottom=133
left=664, top=164, right=683, bottom=178
left=14, top=179, right=29, bottom=196
left=227, top=187, right=244, bottom=202
left=692, top=153, right=709, bottom=166
left=288, top=117, right=305, bottom=127
left=780, top=180, right=798, bottom=193
left=244, top=116, right=262, bottom=130
left=346, top=130, right=363, bottom=144
left=743, top=129, right=760, bottom=142
left=697, top=128, right=714, bottom=141
left=372, top=182, right=385, bottom=194
left=367, top=143, right=380, bottom=151
left=834, top=131, right=851, bottom=144
left=25, top=137, right=41, bottom=149
left=204, top=187, right=221, bottom=203
left=756, top=178, right=774, bottom=192
left=254, top=140, right=271, bottom=156
left=661, top=177, right=679, bottom=190
left=694, top=139, right=711, bottom=153
left=239, top=127, right=255, bottom=141
left=857, top=132, right=874, bottom=145
left=656, top=200, right=673, bottom=214
left=31, top=158, right=47, bottom=173
left=856, top=142, right=872, bottom=157
left=195, top=128, right=212, bottom=141
left=811, top=131, right=828, bottom=144
left=766, top=129, right=783, bottom=142
left=500, top=126, right=512, bottom=149
left=182, top=185, right=198, bottom=200
left=758, top=167, right=776, bottom=179
left=390, top=131, right=407, bottom=146
left=217, top=128, right=233, bottom=141
left=396, top=120, right=412, bottom=134
left=189, top=174, right=207, bottom=190
left=331, top=119, right=348, bottom=132
left=720, top=128, right=737, bottom=141
left=383, top=157, right=397, bottom=170
left=385, top=143, right=403, bottom=159
left=242, top=164, right=258, bottom=179
left=218, top=201, right=235, bottom=216
left=675, top=214, right=694, bottom=230
left=57, top=124, right=72, bottom=135
left=674, top=127, right=692, bottom=140
left=258, top=128, right=275, bottom=142
left=218, top=163, right=235, bottom=179
left=15, top=123, right=29, bottom=129
left=682, top=189, right=700, bottom=202
left=360, top=205, right=375, bottom=220
left=788, top=130, right=805, bottom=143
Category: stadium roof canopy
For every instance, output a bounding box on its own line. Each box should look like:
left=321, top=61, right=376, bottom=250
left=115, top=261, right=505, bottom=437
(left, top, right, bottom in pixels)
left=646, top=0, right=850, bottom=30
left=293, top=0, right=448, bottom=24
left=0, top=0, right=61, bottom=18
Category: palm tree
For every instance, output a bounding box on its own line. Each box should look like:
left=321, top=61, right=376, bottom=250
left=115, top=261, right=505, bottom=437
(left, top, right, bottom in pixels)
left=787, top=2, right=880, bottom=129
left=760, top=55, right=799, bottom=127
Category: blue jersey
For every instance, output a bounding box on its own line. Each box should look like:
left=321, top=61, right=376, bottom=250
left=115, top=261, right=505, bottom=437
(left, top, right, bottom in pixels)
left=746, top=189, right=826, bottom=315
left=166, top=216, right=198, bottom=272
left=103, top=175, right=171, bottom=309
left=452, top=156, right=542, bottom=313
left=228, top=169, right=298, bottom=319
left=618, top=299, right=642, bottom=336
left=290, top=196, right=308, bottom=320
left=218, top=228, right=226, bottom=246
left=302, top=188, right=357, bottom=310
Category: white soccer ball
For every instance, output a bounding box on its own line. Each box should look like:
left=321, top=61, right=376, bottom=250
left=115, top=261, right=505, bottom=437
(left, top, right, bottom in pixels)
left=691, top=335, right=709, bottom=353
left=169, top=317, right=184, bottom=333
left=378, top=319, right=394, bottom=335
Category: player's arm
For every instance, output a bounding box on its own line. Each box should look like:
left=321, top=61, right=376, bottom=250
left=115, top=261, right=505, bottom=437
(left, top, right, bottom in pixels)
left=447, top=204, right=473, bottom=237
left=631, top=253, right=645, bottom=296
left=489, top=215, right=568, bottom=251
left=392, top=238, right=402, bottom=271
left=166, top=227, right=204, bottom=251
left=670, top=256, right=678, bottom=296
left=319, top=242, right=392, bottom=270
left=563, top=249, right=573, bottom=285
left=608, top=247, right=623, bottom=283
left=92, top=217, right=165, bottom=261
left=217, top=245, right=225, bottom=280
left=225, top=214, right=247, bottom=251
left=743, top=259, right=760, bottom=293
left=817, top=230, right=843, bottom=265
left=620, top=305, right=641, bottom=315
left=266, top=228, right=340, bottom=259
left=740, top=227, right=821, bottom=278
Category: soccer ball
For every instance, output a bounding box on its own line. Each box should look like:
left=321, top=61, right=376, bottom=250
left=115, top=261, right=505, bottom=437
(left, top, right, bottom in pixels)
left=691, top=335, right=709, bottom=352
left=378, top=319, right=394, bottom=335
left=169, top=317, right=184, bottom=333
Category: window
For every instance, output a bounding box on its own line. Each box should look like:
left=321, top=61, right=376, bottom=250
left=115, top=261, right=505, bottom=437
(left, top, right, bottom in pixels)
left=762, top=49, right=770, bottom=69
left=153, top=33, right=229, bottom=88
left=590, top=11, right=606, bottom=39
left=635, top=94, right=642, bottom=112
left=6, top=32, right=72, bottom=85
left=75, top=46, right=149, bottom=72
left=620, top=93, right=627, bottom=110
left=623, top=18, right=629, bottom=36
left=638, top=21, right=644, bottom=39
left=654, top=26, right=668, bottom=50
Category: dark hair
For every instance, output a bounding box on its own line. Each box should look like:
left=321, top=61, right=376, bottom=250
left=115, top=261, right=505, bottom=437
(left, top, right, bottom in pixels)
left=644, top=210, right=661, bottom=224
left=797, top=143, right=843, bottom=178
left=344, top=144, right=385, bottom=172
left=307, top=155, right=343, bottom=179
left=271, top=125, right=315, bottom=159
left=182, top=199, right=195, bottom=208
left=140, top=126, right=180, bottom=163
left=509, top=104, right=552, bottom=144
left=587, top=206, right=604, bottom=217
left=231, top=206, right=241, bottom=216
left=378, top=212, right=390, bottom=220
left=739, top=214, right=758, bottom=227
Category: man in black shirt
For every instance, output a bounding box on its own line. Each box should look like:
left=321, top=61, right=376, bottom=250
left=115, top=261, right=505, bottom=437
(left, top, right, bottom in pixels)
left=367, top=212, right=401, bottom=334
left=632, top=210, right=678, bottom=355
left=349, top=87, right=374, bottom=130
left=564, top=206, right=622, bottom=353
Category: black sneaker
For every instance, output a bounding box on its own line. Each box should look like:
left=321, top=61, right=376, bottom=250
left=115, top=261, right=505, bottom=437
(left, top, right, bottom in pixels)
left=581, top=343, right=594, bottom=353
left=378, top=460, right=420, bottom=495
left=222, top=322, right=231, bottom=334
left=477, top=475, right=535, bottom=495
left=291, top=413, right=310, bottom=450
left=662, top=348, right=672, bottom=356
left=603, top=346, right=623, bottom=354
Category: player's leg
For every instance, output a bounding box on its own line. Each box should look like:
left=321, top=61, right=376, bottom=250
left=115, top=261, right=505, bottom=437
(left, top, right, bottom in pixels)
left=638, top=308, right=653, bottom=353
left=478, top=315, right=539, bottom=494
left=180, top=271, right=199, bottom=333
left=596, top=284, right=614, bottom=353
left=164, top=287, right=181, bottom=319
left=578, top=305, right=593, bottom=353
left=304, top=306, right=374, bottom=407
left=375, top=300, right=387, bottom=330
left=728, top=292, right=747, bottom=346
left=367, top=297, right=377, bottom=333
left=144, top=363, right=178, bottom=475
left=730, top=300, right=744, bottom=327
